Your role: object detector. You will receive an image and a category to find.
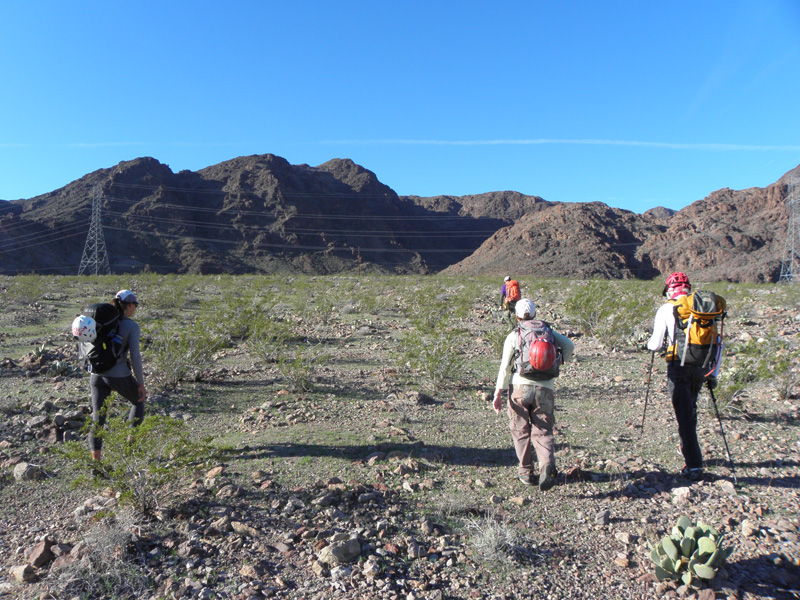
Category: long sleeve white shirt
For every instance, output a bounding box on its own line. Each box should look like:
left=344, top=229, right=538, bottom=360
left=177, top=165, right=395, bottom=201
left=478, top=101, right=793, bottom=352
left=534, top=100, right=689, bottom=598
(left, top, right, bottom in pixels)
left=647, top=301, right=677, bottom=352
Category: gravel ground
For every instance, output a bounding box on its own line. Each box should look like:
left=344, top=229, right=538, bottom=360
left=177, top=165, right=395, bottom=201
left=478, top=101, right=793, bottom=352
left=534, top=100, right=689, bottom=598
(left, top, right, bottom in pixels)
left=0, top=277, right=798, bottom=600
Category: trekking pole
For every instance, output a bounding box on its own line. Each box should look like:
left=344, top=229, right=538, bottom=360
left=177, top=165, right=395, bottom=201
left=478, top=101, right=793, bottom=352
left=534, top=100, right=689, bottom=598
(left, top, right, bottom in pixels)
left=707, top=382, right=738, bottom=485
left=639, top=351, right=655, bottom=437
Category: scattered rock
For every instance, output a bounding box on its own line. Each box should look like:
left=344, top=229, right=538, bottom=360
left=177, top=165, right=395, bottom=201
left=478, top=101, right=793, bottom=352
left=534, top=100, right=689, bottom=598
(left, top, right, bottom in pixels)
left=12, top=462, right=45, bottom=481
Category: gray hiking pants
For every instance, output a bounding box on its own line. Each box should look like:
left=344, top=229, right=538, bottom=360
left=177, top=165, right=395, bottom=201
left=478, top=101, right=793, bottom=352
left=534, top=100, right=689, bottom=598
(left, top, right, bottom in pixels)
left=508, top=384, right=555, bottom=477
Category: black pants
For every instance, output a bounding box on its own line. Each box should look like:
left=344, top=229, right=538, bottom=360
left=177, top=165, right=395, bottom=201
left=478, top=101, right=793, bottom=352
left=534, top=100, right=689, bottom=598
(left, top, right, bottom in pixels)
left=667, top=363, right=705, bottom=470
left=89, top=374, right=144, bottom=452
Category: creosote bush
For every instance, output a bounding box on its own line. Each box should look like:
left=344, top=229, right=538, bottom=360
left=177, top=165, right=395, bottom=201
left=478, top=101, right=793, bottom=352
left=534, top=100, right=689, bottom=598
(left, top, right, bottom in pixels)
left=564, top=280, right=659, bottom=347
left=146, top=319, right=227, bottom=388
left=61, top=412, right=218, bottom=516
left=395, top=324, right=469, bottom=394
left=275, top=343, right=330, bottom=392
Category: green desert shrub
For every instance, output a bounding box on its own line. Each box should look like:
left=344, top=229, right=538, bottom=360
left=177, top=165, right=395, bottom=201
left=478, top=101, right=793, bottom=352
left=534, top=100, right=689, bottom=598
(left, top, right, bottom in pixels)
left=715, top=335, right=800, bottom=412
left=61, top=412, right=218, bottom=516
left=395, top=323, right=469, bottom=394
left=564, top=280, right=658, bottom=347
left=146, top=319, right=226, bottom=388
left=275, top=343, right=330, bottom=392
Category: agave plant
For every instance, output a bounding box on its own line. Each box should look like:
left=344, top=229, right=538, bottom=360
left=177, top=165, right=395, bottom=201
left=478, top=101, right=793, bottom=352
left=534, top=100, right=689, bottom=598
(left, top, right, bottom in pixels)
left=648, top=516, right=732, bottom=586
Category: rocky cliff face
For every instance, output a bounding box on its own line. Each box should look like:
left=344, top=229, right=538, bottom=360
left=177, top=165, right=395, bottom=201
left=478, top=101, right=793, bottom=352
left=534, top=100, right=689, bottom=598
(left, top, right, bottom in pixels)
left=635, top=171, right=797, bottom=283
left=0, top=155, right=796, bottom=282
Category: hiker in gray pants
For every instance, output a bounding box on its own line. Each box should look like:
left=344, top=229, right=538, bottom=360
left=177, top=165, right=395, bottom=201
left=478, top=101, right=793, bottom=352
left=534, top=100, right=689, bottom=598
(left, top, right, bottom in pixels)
left=88, top=290, right=147, bottom=461
left=492, top=299, right=574, bottom=491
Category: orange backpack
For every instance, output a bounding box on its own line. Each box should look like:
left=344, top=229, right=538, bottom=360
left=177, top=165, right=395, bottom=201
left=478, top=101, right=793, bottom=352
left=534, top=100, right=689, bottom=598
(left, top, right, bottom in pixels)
left=505, top=280, right=521, bottom=303
left=667, top=291, right=726, bottom=370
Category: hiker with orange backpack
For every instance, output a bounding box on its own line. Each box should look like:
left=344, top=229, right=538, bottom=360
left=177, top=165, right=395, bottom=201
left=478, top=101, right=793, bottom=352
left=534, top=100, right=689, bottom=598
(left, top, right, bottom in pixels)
left=492, top=299, right=574, bottom=490
left=499, top=276, right=522, bottom=325
left=646, top=272, right=726, bottom=482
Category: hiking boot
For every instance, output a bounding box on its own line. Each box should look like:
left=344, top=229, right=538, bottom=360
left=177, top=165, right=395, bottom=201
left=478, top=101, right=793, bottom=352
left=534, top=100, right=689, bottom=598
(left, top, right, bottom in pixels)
left=681, top=466, right=703, bottom=482
left=539, top=463, right=557, bottom=491
left=518, top=473, right=535, bottom=486
left=91, top=464, right=109, bottom=481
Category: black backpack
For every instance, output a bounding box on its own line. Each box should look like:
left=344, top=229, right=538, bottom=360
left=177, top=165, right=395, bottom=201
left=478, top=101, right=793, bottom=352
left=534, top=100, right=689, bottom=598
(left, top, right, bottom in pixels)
left=77, top=303, right=123, bottom=373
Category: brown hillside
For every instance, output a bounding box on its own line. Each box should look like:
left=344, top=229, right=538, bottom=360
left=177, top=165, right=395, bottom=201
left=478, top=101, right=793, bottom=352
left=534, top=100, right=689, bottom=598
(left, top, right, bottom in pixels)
left=637, top=166, right=799, bottom=283
left=442, top=202, right=664, bottom=279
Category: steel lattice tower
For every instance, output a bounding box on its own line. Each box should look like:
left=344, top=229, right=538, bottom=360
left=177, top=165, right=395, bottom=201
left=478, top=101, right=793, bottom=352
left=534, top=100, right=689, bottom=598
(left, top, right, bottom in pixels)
left=779, top=178, right=800, bottom=283
left=77, top=186, right=111, bottom=275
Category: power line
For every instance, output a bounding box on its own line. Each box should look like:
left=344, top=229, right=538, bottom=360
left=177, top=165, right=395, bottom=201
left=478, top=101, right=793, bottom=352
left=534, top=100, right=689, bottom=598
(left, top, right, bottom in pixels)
left=0, top=222, right=87, bottom=253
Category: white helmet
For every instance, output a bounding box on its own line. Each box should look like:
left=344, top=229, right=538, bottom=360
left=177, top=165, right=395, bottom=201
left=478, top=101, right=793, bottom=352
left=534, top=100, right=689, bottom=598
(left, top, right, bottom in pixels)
left=515, top=299, right=537, bottom=320
left=71, top=315, right=97, bottom=342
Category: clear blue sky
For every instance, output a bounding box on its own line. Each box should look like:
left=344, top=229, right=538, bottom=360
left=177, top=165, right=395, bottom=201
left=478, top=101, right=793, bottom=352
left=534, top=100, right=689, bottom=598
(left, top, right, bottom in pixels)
left=2, top=1, right=799, bottom=213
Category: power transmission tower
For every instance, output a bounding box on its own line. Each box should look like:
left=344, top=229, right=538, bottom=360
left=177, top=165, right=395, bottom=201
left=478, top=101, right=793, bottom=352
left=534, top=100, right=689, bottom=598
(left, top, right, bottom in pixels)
left=779, top=177, right=800, bottom=283
left=78, top=186, right=111, bottom=275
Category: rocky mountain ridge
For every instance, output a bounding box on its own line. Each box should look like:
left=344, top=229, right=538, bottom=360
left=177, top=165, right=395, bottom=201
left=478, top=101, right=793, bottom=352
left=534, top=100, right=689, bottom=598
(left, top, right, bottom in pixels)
left=0, top=155, right=796, bottom=282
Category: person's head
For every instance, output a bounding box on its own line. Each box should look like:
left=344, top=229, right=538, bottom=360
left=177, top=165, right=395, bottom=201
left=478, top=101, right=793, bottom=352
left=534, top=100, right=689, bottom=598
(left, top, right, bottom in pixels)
left=114, top=289, right=139, bottom=317
left=504, top=276, right=511, bottom=282
left=515, top=298, right=537, bottom=321
left=663, top=272, right=691, bottom=300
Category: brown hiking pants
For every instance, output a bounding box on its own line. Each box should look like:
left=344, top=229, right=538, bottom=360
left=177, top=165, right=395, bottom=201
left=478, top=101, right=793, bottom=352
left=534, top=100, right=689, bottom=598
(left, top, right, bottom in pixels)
left=508, top=384, right=556, bottom=477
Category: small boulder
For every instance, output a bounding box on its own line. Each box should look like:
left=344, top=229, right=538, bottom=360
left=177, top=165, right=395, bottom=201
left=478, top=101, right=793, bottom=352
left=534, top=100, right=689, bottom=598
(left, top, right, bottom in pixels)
left=317, top=539, right=361, bottom=566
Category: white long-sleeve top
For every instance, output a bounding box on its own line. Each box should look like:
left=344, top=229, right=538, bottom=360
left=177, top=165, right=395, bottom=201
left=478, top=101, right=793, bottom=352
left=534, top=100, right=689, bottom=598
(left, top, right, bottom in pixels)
left=494, top=326, right=574, bottom=392
left=647, top=301, right=678, bottom=352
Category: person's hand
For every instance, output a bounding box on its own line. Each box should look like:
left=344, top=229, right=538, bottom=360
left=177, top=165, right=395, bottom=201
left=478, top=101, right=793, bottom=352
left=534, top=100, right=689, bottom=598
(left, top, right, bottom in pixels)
left=705, top=376, right=717, bottom=391
left=492, top=390, right=504, bottom=414
left=138, top=383, right=147, bottom=403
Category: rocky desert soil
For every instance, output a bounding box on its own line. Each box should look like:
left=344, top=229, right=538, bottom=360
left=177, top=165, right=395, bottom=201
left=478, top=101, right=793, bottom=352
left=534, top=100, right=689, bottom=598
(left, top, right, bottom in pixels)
left=0, top=274, right=798, bottom=600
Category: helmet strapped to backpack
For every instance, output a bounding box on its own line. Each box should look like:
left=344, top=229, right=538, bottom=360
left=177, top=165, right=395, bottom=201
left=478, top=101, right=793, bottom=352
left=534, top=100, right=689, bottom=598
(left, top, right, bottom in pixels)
left=514, top=319, right=562, bottom=381
left=71, top=315, right=97, bottom=343
left=529, top=338, right=557, bottom=371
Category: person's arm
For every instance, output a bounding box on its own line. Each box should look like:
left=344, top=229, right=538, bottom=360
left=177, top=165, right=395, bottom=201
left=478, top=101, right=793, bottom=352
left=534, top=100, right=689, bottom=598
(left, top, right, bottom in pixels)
left=552, top=330, right=575, bottom=363
left=647, top=304, right=673, bottom=352
left=128, top=322, right=147, bottom=401
left=492, top=333, right=515, bottom=412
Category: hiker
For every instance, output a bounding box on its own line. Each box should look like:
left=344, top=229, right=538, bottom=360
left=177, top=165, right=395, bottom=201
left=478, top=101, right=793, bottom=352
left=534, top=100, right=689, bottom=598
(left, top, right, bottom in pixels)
left=499, top=276, right=521, bottom=324
left=87, top=289, right=147, bottom=461
left=492, top=298, right=574, bottom=490
left=646, top=272, right=723, bottom=481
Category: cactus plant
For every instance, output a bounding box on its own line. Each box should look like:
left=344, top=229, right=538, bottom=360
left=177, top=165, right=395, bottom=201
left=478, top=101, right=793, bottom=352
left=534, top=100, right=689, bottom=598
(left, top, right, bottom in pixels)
left=648, top=517, right=733, bottom=585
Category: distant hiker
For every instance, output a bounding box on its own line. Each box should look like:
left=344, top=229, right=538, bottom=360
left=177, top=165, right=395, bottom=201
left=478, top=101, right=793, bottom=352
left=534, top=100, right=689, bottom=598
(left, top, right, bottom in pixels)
left=499, top=276, right=521, bottom=324
left=646, top=272, right=726, bottom=482
left=492, top=298, right=574, bottom=490
left=82, top=290, right=147, bottom=461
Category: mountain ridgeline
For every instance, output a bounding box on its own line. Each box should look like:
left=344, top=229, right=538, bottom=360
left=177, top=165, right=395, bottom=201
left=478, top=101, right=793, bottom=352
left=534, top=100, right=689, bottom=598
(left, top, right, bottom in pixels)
left=0, top=155, right=796, bottom=282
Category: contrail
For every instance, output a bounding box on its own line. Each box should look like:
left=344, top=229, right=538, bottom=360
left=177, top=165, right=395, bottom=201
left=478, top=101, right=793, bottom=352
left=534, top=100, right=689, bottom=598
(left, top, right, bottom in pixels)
left=320, top=138, right=800, bottom=151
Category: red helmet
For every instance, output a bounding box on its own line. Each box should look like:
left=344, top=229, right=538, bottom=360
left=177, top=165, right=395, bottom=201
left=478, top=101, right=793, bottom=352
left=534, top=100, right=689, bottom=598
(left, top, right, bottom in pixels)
left=529, top=339, right=557, bottom=371
left=665, top=272, right=690, bottom=288
left=663, top=272, right=691, bottom=297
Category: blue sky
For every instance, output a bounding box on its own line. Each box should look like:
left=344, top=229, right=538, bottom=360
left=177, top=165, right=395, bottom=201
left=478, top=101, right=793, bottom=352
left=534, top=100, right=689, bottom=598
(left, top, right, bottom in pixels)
left=1, top=1, right=799, bottom=212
